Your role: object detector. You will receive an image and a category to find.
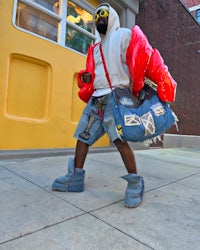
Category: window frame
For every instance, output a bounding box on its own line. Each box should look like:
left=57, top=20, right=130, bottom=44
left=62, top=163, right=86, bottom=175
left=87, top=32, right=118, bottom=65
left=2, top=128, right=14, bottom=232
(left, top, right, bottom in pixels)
left=12, top=0, right=96, bottom=54
left=196, top=9, right=200, bottom=22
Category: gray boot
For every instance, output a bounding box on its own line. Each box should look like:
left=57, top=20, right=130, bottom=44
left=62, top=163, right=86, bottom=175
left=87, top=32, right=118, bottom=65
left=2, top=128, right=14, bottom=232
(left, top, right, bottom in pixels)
left=121, top=174, right=144, bottom=208
left=52, top=158, right=85, bottom=192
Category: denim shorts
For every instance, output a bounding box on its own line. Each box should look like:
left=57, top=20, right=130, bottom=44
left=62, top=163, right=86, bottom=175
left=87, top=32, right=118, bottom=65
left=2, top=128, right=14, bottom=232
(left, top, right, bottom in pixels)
left=74, top=92, right=119, bottom=146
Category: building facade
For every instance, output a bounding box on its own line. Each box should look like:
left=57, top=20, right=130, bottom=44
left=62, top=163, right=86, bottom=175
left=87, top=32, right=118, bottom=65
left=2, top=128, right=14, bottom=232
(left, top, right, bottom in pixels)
left=136, top=0, right=200, bottom=136
left=183, top=0, right=200, bottom=22
left=0, top=0, right=140, bottom=150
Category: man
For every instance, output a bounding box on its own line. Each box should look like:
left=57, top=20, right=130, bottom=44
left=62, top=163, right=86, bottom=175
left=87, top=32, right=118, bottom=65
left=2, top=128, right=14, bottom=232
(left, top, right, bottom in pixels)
left=52, top=3, right=177, bottom=208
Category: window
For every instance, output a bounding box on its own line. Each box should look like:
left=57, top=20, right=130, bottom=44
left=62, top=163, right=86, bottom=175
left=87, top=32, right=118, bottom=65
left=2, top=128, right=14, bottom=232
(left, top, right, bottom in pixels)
left=14, top=0, right=96, bottom=54
left=16, top=1, right=59, bottom=41
left=31, top=0, right=60, bottom=12
left=66, top=1, right=93, bottom=54
left=197, top=9, right=200, bottom=22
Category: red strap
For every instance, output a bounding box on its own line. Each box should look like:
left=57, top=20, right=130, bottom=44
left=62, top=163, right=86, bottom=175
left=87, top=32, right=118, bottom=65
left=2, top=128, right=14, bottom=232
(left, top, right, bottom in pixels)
left=99, top=43, right=113, bottom=90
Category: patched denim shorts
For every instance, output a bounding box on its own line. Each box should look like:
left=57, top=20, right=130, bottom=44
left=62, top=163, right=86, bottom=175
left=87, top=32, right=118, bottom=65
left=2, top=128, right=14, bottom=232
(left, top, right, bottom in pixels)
left=74, top=92, right=119, bottom=146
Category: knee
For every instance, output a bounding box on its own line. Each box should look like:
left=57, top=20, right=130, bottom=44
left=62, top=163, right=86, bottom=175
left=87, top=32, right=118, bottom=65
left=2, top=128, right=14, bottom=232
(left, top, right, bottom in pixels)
left=114, top=139, right=129, bottom=152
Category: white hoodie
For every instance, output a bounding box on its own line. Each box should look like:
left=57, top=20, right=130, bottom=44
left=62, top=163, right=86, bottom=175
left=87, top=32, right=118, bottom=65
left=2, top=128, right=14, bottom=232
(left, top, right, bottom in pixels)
left=92, top=3, right=132, bottom=97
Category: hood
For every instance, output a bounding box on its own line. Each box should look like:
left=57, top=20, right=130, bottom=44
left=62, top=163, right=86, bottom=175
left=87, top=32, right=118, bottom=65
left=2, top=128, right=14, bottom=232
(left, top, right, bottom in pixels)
left=93, top=3, right=120, bottom=40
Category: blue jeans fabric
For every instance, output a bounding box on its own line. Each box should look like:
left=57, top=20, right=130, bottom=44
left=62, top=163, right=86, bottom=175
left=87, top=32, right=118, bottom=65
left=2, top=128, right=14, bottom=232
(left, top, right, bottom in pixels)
left=74, top=92, right=119, bottom=145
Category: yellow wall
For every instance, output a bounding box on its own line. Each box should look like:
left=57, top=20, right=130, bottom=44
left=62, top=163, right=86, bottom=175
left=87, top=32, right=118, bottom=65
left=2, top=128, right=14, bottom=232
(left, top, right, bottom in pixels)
left=0, top=0, right=109, bottom=150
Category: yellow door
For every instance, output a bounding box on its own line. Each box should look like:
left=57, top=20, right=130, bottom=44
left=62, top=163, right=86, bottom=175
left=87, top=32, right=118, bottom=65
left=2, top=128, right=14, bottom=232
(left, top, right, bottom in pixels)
left=0, top=0, right=109, bottom=150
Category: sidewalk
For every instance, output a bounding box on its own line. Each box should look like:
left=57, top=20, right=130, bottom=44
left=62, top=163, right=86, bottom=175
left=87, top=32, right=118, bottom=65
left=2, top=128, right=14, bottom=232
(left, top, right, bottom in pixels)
left=0, top=148, right=199, bottom=250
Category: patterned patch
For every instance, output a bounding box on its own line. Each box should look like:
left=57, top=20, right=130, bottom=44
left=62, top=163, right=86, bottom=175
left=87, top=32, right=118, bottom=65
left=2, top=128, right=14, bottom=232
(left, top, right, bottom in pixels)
left=151, top=103, right=165, bottom=116
left=119, top=97, right=134, bottom=106
left=124, top=114, right=141, bottom=126
left=116, top=124, right=123, bottom=135
left=141, top=112, right=155, bottom=136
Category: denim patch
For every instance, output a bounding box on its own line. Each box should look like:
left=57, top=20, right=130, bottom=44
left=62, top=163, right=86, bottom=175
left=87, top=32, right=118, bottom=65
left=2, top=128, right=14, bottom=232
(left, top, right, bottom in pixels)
left=74, top=93, right=119, bottom=145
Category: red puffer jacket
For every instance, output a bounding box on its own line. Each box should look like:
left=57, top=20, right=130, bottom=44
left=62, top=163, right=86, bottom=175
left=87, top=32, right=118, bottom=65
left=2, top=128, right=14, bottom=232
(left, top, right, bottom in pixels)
left=77, top=25, right=177, bottom=103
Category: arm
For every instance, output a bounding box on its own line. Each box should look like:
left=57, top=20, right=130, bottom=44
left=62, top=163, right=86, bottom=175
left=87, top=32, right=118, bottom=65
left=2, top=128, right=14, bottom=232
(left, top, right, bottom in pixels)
left=126, top=25, right=177, bottom=102
left=145, top=49, right=177, bottom=102
left=77, top=44, right=95, bottom=88
left=77, top=44, right=96, bottom=103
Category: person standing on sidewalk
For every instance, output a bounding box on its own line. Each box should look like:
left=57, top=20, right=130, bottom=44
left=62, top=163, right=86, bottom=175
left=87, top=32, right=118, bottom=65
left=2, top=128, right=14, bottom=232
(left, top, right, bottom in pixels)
left=52, top=3, right=177, bottom=208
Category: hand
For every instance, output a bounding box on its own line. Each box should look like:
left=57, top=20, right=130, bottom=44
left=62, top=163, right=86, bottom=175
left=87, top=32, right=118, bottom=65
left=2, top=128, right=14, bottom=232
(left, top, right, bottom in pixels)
left=82, top=72, right=92, bottom=83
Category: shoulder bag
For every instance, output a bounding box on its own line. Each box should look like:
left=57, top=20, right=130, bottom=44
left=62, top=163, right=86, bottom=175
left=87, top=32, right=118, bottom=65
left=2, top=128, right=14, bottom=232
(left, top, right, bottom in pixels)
left=99, top=43, right=178, bottom=143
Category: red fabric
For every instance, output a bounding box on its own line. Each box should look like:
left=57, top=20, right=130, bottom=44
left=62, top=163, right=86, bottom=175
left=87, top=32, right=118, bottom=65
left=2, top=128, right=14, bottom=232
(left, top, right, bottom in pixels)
left=145, top=49, right=177, bottom=102
left=78, top=84, right=94, bottom=103
left=77, top=25, right=177, bottom=103
left=126, top=25, right=153, bottom=97
left=126, top=26, right=177, bottom=102
left=77, top=44, right=97, bottom=102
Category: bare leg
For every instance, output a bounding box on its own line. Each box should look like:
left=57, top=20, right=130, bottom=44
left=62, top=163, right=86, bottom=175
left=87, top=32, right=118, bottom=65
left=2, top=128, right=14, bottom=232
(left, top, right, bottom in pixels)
left=74, top=140, right=89, bottom=169
left=114, top=139, right=137, bottom=174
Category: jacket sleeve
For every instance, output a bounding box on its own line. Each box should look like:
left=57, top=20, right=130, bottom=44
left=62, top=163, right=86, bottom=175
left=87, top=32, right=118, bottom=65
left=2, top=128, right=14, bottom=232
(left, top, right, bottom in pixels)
left=126, top=26, right=152, bottom=97
left=126, top=25, right=177, bottom=102
left=145, top=48, right=177, bottom=102
left=77, top=45, right=95, bottom=103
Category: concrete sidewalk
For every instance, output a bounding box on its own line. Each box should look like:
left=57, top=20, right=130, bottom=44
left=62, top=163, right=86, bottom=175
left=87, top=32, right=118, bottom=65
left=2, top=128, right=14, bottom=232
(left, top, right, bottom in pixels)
left=0, top=148, right=199, bottom=250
